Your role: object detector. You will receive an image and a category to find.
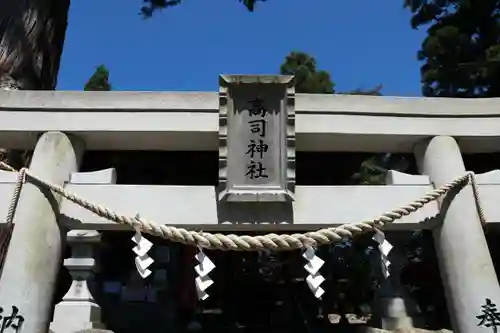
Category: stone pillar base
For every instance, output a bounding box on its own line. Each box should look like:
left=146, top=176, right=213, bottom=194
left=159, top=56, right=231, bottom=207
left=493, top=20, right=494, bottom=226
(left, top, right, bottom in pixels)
left=379, top=297, right=415, bottom=330
left=50, top=302, right=107, bottom=333
left=381, top=317, right=414, bottom=330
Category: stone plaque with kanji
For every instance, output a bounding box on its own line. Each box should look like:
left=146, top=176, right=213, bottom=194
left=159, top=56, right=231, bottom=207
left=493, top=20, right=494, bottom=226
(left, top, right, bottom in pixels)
left=218, top=75, right=295, bottom=202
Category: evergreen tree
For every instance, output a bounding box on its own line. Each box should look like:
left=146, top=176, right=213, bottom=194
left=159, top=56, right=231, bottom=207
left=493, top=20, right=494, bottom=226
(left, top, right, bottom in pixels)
left=341, top=84, right=383, bottom=96
left=141, top=0, right=264, bottom=17
left=279, top=51, right=335, bottom=94
left=405, top=0, right=500, bottom=97
left=84, top=65, right=112, bottom=91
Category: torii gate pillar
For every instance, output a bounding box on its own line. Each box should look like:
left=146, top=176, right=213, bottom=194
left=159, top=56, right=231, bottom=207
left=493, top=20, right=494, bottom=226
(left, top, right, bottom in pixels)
left=415, top=135, right=500, bottom=333
left=0, top=131, right=84, bottom=333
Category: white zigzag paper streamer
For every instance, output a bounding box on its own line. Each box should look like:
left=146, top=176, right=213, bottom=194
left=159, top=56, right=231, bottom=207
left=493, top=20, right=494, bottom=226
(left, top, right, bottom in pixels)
left=303, top=247, right=325, bottom=299
left=194, top=250, right=215, bottom=301
left=373, top=229, right=393, bottom=279
left=132, top=231, right=154, bottom=279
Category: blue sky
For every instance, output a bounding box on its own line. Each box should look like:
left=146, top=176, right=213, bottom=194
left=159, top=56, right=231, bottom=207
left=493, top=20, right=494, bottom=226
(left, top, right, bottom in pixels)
left=57, top=0, right=428, bottom=96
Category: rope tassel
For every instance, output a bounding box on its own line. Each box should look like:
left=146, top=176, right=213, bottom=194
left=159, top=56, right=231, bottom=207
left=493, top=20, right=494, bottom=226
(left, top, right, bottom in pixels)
left=194, top=249, right=215, bottom=301
left=303, top=246, right=325, bottom=299
left=132, top=222, right=154, bottom=279
left=372, top=229, right=393, bottom=279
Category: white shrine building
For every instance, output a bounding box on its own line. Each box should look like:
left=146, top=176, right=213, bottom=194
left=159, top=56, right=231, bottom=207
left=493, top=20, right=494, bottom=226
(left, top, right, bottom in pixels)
left=0, top=75, right=499, bottom=333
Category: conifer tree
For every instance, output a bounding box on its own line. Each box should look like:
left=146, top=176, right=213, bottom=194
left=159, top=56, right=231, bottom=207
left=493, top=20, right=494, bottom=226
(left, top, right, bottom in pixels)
left=84, top=65, right=112, bottom=91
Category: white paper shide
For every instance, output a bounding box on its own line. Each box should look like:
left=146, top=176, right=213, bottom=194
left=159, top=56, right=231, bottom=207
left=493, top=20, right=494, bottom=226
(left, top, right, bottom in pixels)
left=194, top=251, right=215, bottom=301
left=132, top=232, right=154, bottom=279
left=373, top=229, right=393, bottom=279
left=303, top=247, right=325, bottom=299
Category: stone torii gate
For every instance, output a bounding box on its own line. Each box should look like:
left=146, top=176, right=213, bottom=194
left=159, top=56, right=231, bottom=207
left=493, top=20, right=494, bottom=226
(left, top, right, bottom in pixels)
left=0, top=75, right=499, bottom=332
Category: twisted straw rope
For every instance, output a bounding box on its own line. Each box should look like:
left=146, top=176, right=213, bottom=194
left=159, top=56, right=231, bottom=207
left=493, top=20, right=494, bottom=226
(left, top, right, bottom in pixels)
left=0, top=161, right=485, bottom=251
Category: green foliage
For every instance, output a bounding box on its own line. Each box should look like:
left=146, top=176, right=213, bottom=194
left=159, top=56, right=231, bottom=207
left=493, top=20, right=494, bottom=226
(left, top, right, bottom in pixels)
left=84, top=65, right=112, bottom=91
left=140, top=0, right=265, bottom=18
left=351, top=154, right=410, bottom=185
left=280, top=51, right=335, bottom=94
left=340, top=84, right=383, bottom=96
left=406, top=0, right=500, bottom=97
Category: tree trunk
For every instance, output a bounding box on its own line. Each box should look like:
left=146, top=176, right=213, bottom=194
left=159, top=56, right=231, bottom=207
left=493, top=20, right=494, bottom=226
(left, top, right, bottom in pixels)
left=0, top=0, right=70, bottom=90
left=0, top=0, right=70, bottom=271
left=0, top=0, right=69, bottom=163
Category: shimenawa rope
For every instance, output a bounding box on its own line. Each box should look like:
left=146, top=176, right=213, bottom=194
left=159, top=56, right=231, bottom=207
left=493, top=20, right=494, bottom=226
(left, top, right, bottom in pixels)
left=0, top=161, right=485, bottom=251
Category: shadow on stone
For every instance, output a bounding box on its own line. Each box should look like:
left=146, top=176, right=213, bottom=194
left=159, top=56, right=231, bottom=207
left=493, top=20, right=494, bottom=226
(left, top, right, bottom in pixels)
left=217, top=201, right=294, bottom=226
